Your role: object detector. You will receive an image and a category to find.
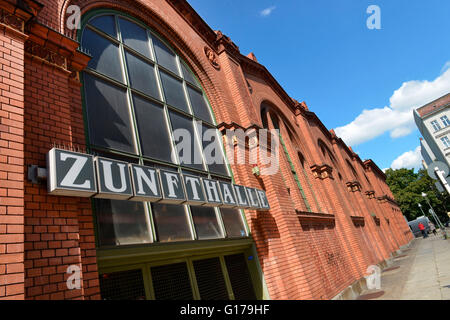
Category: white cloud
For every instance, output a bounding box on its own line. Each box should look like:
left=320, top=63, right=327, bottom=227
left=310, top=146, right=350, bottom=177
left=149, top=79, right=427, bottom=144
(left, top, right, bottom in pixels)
left=260, top=6, right=276, bottom=17
left=334, top=63, right=450, bottom=146
left=390, top=146, right=423, bottom=170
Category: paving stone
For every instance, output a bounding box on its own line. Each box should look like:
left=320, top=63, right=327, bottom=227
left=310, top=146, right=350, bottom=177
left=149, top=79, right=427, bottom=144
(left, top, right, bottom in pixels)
left=356, top=234, right=450, bottom=300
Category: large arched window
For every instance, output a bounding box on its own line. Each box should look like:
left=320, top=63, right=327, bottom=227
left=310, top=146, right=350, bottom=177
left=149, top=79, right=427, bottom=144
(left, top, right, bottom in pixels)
left=261, top=103, right=312, bottom=211
left=80, top=12, right=246, bottom=246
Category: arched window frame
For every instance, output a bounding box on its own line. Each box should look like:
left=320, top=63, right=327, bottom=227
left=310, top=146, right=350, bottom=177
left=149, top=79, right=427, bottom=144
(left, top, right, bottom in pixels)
left=346, top=159, right=359, bottom=180
left=261, top=102, right=312, bottom=212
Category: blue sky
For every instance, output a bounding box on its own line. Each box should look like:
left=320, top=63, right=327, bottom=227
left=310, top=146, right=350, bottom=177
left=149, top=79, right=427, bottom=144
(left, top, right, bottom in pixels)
left=187, top=0, right=450, bottom=171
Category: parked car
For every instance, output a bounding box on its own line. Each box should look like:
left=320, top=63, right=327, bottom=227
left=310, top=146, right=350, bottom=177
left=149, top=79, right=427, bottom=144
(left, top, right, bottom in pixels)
left=408, top=216, right=431, bottom=238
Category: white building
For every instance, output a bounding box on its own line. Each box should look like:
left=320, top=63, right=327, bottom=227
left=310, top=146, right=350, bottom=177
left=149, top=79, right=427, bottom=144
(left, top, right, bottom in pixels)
left=414, top=93, right=450, bottom=168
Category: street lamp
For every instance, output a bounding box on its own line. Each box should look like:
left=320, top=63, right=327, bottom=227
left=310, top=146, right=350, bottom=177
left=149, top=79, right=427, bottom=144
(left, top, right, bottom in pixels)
left=418, top=202, right=438, bottom=226
left=418, top=203, right=426, bottom=216
left=422, top=192, right=447, bottom=239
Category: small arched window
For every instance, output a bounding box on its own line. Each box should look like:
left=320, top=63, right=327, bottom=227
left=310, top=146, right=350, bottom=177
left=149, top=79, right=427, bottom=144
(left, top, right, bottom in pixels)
left=318, top=140, right=338, bottom=168
left=298, top=152, right=306, bottom=168
left=346, top=159, right=359, bottom=179
left=260, top=105, right=280, bottom=131
left=364, top=173, right=372, bottom=187
left=261, top=107, right=269, bottom=129
left=270, top=113, right=280, bottom=131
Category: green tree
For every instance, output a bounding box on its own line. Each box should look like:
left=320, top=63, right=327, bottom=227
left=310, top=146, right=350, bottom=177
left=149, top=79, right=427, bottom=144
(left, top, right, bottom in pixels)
left=384, top=168, right=450, bottom=224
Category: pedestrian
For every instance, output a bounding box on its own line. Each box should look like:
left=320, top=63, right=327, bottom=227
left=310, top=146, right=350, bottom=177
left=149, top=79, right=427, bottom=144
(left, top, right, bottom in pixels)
left=429, top=222, right=437, bottom=236
left=418, top=222, right=427, bottom=238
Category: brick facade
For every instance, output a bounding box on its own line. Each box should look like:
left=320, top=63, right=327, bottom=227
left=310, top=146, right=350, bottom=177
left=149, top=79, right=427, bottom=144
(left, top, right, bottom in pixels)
left=0, top=0, right=414, bottom=300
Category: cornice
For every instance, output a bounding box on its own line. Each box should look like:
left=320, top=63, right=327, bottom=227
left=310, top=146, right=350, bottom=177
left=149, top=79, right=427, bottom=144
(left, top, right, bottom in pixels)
left=0, top=0, right=42, bottom=26
left=329, top=129, right=366, bottom=168
left=214, top=30, right=239, bottom=56
left=377, top=195, right=398, bottom=206
left=165, top=0, right=217, bottom=47
left=365, top=190, right=376, bottom=199
left=217, top=121, right=263, bottom=133
left=364, top=159, right=387, bottom=180
left=303, top=110, right=335, bottom=142
left=25, top=20, right=91, bottom=78
left=239, top=53, right=303, bottom=116
left=351, top=216, right=365, bottom=227
left=373, top=216, right=381, bottom=226
left=296, top=210, right=335, bottom=225
left=346, top=180, right=362, bottom=192
left=0, top=0, right=91, bottom=78
left=217, top=122, right=274, bottom=153
left=311, top=163, right=334, bottom=180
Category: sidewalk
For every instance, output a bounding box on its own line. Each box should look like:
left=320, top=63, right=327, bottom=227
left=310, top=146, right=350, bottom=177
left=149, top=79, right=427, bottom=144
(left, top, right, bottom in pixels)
left=358, top=230, right=450, bottom=300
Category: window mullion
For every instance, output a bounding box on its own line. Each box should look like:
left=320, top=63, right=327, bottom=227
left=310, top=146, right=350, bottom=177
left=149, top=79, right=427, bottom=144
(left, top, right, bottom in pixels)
left=148, top=28, right=198, bottom=241
left=179, top=63, right=210, bottom=174
left=115, top=14, right=141, bottom=158
left=149, top=29, right=181, bottom=167
left=214, top=207, right=227, bottom=239
left=116, top=14, right=155, bottom=243
left=185, top=205, right=197, bottom=241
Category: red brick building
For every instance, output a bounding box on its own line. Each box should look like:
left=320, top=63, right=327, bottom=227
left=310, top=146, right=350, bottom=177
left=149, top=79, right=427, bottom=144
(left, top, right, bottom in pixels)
left=0, top=0, right=413, bottom=300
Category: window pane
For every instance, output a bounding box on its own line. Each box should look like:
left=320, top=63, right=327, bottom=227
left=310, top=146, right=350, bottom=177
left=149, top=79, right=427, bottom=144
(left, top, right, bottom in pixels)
left=124, top=50, right=160, bottom=100
left=224, top=254, right=256, bottom=300
left=190, top=206, right=222, bottom=239
left=159, top=70, right=189, bottom=113
left=193, top=258, right=229, bottom=300
left=152, top=203, right=192, bottom=242
left=95, top=199, right=151, bottom=246
left=198, top=123, right=228, bottom=176
left=99, top=269, right=146, bottom=300
left=431, top=120, right=441, bottom=131
left=118, top=18, right=151, bottom=58
left=83, top=73, right=135, bottom=153
left=270, top=113, right=280, bottom=130
left=187, top=85, right=213, bottom=123
left=181, top=63, right=199, bottom=86
left=169, top=110, right=205, bottom=170
left=220, top=208, right=246, bottom=238
left=152, top=35, right=179, bottom=75
left=82, top=28, right=123, bottom=82
left=132, top=94, right=175, bottom=162
left=151, top=263, right=193, bottom=300
left=89, top=15, right=116, bottom=38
